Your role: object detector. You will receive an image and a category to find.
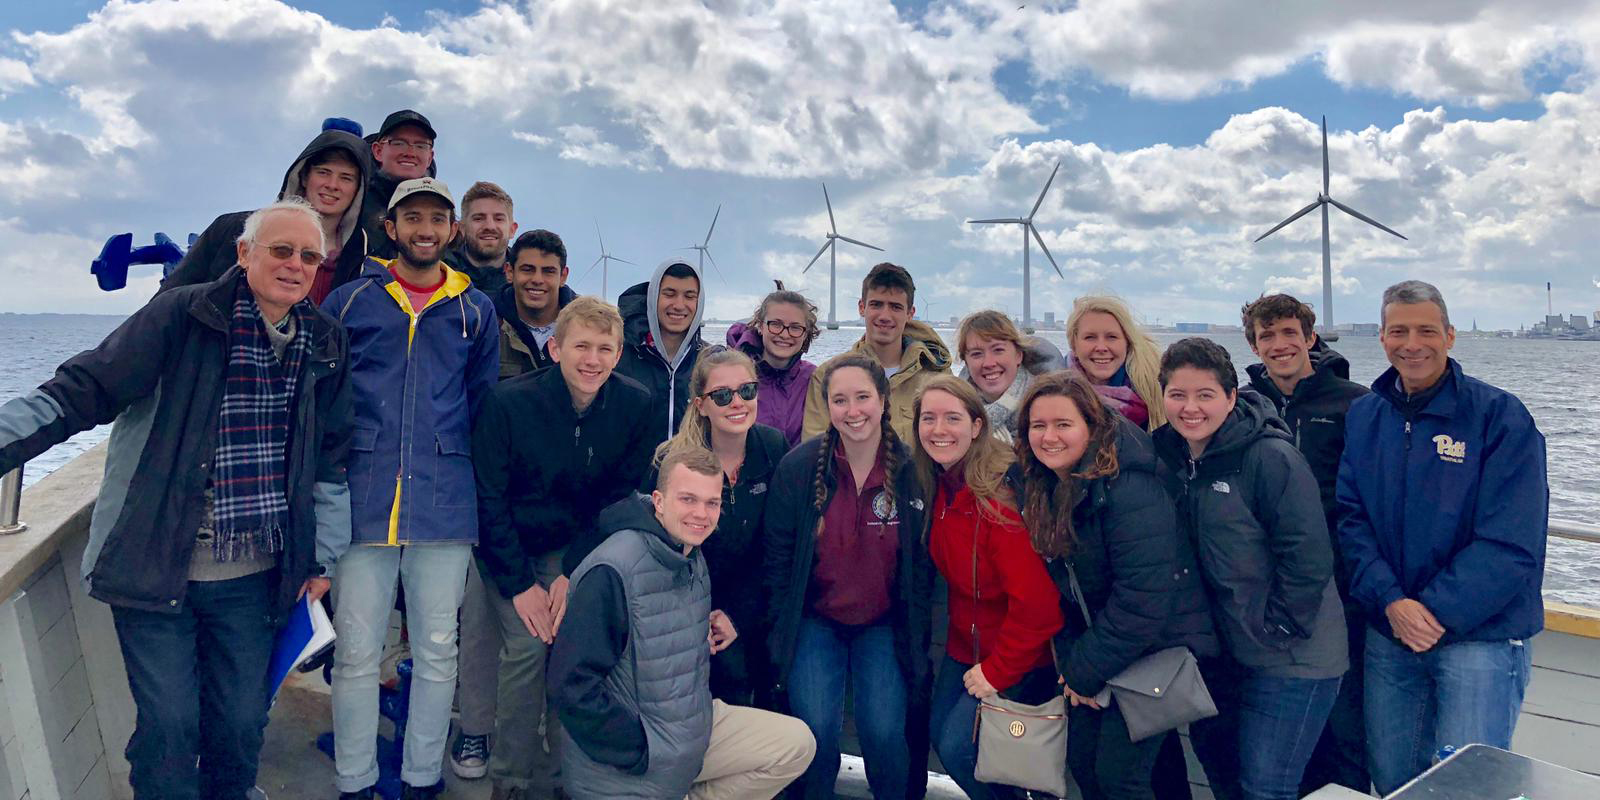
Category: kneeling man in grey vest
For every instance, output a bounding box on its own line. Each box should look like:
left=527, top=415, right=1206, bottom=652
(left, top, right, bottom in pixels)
left=550, top=447, right=817, bottom=799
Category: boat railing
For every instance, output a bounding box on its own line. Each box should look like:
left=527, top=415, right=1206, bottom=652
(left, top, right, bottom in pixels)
left=3, top=449, right=1600, bottom=798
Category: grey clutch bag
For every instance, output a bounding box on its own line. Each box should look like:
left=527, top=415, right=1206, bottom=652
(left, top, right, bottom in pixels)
left=1067, top=563, right=1218, bottom=742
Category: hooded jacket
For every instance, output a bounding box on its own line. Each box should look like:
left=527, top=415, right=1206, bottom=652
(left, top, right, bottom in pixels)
left=614, top=260, right=706, bottom=451
left=1337, top=360, right=1547, bottom=644
left=1032, top=417, right=1220, bottom=697
left=641, top=423, right=789, bottom=701
left=0, top=267, right=352, bottom=617
left=552, top=495, right=714, bottom=800
left=162, top=130, right=372, bottom=300
left=493, top=282, right=578, bottom=379
left=801, top=319, right=954, bottom=443
left=726, top=322, right=818, bottom=447
left=472, top=365, right=655, bottom=598
left=1247, top=339, right=1370, bottom=589
left=322, top=257, right=500, bottom=546
left=1152, top=391, right=1348, bottom=679
left=959, top=335, right=1066, bottom=442
left=443, top=239, right=510, bottom=296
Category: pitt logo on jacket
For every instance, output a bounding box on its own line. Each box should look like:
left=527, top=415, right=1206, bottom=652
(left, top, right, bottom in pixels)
left=1433, top=434, right=1467, bottom=464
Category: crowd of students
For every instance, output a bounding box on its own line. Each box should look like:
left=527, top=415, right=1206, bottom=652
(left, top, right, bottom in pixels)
left=0, top=109, right=1551, bottom=800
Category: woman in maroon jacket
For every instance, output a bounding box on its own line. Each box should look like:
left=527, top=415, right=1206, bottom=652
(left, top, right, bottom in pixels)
left=912, top=375, right=1064, bottom=799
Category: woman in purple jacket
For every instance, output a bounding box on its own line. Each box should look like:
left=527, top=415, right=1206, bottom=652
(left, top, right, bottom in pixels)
left=726, top=289, right=821, bottom=446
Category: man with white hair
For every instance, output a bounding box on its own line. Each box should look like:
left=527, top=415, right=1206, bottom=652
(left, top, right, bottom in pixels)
left=0, top=197, right=354, bottom=799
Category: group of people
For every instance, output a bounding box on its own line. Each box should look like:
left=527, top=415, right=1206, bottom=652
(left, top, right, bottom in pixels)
left=0, top=107, right=1549, bottom=800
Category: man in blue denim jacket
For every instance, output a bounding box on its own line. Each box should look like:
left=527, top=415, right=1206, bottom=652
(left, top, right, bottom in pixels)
left=322, top=177, right=500, bottom=800
left=1337, top=280, right=1548, bottom=795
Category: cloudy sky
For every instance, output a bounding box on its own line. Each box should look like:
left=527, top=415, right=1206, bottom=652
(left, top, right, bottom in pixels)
left=3, top=0, right=1599, bottom=329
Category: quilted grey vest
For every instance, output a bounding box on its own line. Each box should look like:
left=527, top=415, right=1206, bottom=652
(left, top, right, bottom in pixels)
left=560, top=527, right=714, bottom=800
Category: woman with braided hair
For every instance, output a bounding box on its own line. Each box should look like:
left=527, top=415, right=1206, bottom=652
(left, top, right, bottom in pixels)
left=762, top=354, right=934, bottom=800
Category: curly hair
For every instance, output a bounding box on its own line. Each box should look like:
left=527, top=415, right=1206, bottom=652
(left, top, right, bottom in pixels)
left=909, top=375, right=1017, bottom=524
left=1014, top=370, right=1121, bottom=559
left=811, top=355, right=903, bottom=529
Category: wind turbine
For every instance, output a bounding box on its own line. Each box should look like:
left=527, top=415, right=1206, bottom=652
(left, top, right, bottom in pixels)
left=967, top=161, right=1064, bottom=333
left=578, top=220, right=635, bottom=301
left=803, top=184, right=883, bottom=330
left=686, top=205, right=726, bottom=282
left=1254, top=116, right=1407, bottom=337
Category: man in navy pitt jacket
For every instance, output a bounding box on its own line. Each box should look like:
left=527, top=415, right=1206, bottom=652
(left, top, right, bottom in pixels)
left=1337, top=280, right=1547, bottom=795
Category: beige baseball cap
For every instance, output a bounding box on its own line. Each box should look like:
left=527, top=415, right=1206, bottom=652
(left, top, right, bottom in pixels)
left=386, top=177, right=455, bottom=212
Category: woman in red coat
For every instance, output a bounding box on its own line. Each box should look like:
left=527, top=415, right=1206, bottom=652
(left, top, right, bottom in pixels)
left=912, top=375, right=1064, bottom=799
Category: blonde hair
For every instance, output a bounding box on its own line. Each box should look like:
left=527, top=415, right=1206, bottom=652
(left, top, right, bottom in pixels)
left=652, top=348, right=758, bottom=468
left=910, top=375, right=1018, bottom=523
left=1066, top=295, right=1166, bottom=430
left=554, top=296, right=623, bottom=345
left=654, top=445, right=722, bottom=493
left=957, top=310, right=1024, bottom=357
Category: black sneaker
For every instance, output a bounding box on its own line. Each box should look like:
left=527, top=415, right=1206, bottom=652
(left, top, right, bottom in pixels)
left=401, top=781, right=445, bottom=800
left=451, top=731, right=490, bottom=779
left=337, top=789, right=373, bottom=800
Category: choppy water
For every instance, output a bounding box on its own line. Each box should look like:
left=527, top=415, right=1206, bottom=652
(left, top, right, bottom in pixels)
left=4, top=314, right=1596, bottom=605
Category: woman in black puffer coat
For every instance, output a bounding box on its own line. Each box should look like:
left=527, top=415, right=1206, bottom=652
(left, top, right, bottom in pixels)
left=1014, top=370, right=1218, bottom=800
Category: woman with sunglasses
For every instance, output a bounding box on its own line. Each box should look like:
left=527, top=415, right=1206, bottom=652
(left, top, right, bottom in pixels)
left=646, top=347, right=791, bottom=706
left=764, top=355, right=934, bottom=800
left=726, top=290, right=822, bottom=446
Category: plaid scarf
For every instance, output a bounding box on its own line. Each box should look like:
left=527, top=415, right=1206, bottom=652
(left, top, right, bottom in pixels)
left=210, top=281, right=311, bottom=561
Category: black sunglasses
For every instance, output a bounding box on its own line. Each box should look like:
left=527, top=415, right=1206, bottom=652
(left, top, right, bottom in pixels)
left=701, top=381, right=759, bottom=407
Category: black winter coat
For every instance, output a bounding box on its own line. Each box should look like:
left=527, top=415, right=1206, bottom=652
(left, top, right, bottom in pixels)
left=1153, top=391, right=1349, bottom=679
left=762, top=435, right=935, bottom=695
left=614, top=280, right=704, bottom=454
left=471, top=366, right=656, bottom=597
left=1246, top=341, right=1370, bottom=590
left=360, top=169, right=403, bottom=261
left=1030, top=417, right=1220, bottom=697
left=0, top=268, right=351, bottom=617
left=643, top=424, right=790, bottom=702
left=162, top=129, right=372, bottom=296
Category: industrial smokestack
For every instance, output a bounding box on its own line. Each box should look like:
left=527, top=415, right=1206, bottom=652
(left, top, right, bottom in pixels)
left=1548, top=282, right=1553, bottom=316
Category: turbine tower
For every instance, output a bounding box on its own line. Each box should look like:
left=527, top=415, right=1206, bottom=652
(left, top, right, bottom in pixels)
left=803, top=184, right=883, bottom=330
left=687, top=205, right=726, bottom=282
left=1254, top=116, right=1407, bottom=336
left=579, top=220, right=635, bottom=301
left=967, top=161, right=1064, bottom=333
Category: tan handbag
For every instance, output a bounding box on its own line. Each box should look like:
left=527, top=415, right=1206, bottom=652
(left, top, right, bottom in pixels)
left=968, top=515, right=1069, bottom=797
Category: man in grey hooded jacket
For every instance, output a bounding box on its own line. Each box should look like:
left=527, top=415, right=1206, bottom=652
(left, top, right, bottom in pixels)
left=614, top=260, right=706, bottom=452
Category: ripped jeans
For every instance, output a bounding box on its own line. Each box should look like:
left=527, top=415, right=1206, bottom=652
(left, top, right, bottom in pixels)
left=331, top=543, right=472, bottom=792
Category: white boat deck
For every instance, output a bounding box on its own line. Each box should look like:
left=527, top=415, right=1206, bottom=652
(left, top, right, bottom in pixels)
left=2, top=444, right=1596, bottom=799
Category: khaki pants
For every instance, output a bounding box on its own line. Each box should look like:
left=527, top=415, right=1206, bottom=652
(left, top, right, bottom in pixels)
left=690, top=700, right=817, bottom=800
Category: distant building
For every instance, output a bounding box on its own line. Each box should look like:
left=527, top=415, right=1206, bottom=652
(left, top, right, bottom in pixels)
left=1043, top=312, right=1056, bottom=327
left=1547, top=315, right=1566, bottom=330
left=1349, top=323, right=1380, bottom=335
left=1571, top=315, right=1590, bottom=331
left=1175, top=322, right=1209, bottom=333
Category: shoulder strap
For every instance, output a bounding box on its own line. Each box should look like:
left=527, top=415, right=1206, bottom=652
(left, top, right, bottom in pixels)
left=1063, top=560, right=1094, bottom=628
left=971, top=513, right=981, bottom=665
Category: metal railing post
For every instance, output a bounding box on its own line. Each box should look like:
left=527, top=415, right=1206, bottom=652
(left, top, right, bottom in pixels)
left=0, top=465, right=25, bottom=535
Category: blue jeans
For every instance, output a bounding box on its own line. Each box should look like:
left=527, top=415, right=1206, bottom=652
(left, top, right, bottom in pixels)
left=111, top=571, right=277, bottom=800
left=786, top=616, right=910, bottom=800
left=1188, top=661, right=1340, bottom=800
left=331, top=543, right=472, bottom=792
left=930, top=656, right=1061, bottom=800
left=1363, top=630, right=1532, bottom=795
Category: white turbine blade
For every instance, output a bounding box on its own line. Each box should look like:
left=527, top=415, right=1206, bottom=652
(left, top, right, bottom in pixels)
left=1253, top=199, right=1323, bottom=242
left=823, top=184, right=837, bottom=235
left=578, top=255, right=604, bottom=281
left=1029, top=223, right=1064, bottom=278
left=703, top=204, right=721, bottom=246
left=1327, top=197, right=1408, bottom=240
left=1322, top=116, right=1330, bottom=196
left=967, top=217, right=1023, bottom=224
left=703, top=247, right=726, bottom=282
left=803, top=240, right=832, bottom=273
left=614, top=257, right=638, bottom=266
left=835, top=234, right=883, bottom=252
left=1028, top=161, right=1062, bottom=220
left=595, top=219, right=606, bottom=253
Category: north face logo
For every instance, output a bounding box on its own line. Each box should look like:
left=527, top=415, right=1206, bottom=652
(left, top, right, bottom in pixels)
left=1433, top=434, right=1467, bottom=464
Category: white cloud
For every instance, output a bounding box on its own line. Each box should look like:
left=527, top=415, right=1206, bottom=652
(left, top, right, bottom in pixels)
left=0, top=57, right=34, bottom=94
